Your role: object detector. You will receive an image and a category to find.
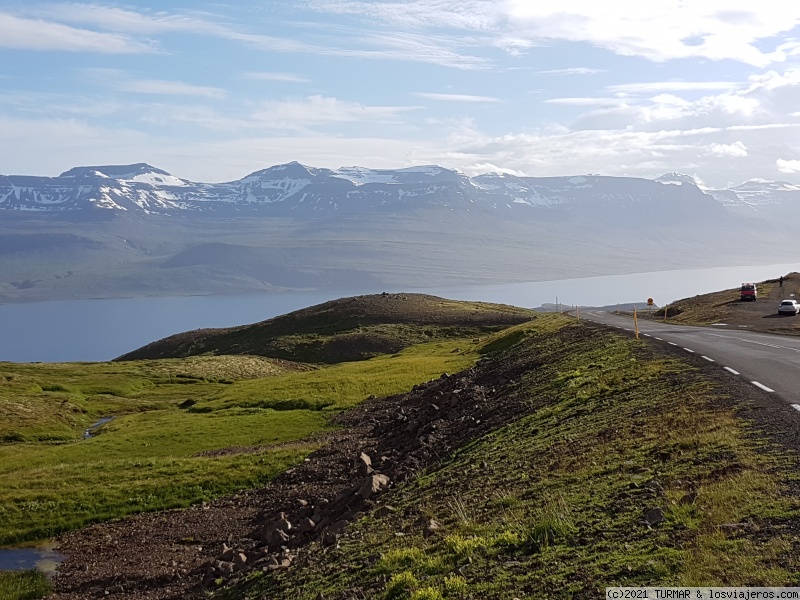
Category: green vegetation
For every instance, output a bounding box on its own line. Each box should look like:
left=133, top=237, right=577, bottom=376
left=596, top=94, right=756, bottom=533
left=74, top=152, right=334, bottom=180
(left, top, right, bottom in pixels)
left=6, top=295, right=799, bottom=599
left=233, top=319, right=800, bottom=598
left=0, top=570, right=51, bottom=600
left=117, top=294, right=535, bottom=363
left=0, top=336, right=482, bottom=545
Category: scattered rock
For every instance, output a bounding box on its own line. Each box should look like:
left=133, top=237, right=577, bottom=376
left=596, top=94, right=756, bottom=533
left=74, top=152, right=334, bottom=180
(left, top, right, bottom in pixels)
left=355, top=452, right=373, bottom=476
left=357, top=473, right=391, bottom=499
left=644, top=507, right=665, bottom=526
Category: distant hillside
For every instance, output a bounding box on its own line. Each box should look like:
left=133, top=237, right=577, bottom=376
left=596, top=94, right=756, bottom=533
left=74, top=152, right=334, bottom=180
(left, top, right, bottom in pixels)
left=116, top=293, right=536, bottom=363
left=648, top=272, right=800, bottom=335
left=0, top=161, right=795, bottom=303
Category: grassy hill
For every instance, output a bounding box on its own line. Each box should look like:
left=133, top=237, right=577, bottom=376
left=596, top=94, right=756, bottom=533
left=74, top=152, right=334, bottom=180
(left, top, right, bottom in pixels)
left=115, top=293, right=536, bottom=363
left=207, top=318, right=800, bottom=599
left=3, top=295, right=800, bottom=599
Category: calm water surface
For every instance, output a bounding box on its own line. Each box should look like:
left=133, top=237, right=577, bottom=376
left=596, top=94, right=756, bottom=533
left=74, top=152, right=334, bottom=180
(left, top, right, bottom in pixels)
left=2, top=262, right=799, bottom=363
left=0, top=542, right=63, bottom=575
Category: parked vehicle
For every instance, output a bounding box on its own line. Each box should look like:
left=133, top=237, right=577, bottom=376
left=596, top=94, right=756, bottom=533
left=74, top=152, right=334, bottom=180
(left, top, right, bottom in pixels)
left=740, top=283, right=757, bottom=302
left=777, top=299, right=800, bottom=315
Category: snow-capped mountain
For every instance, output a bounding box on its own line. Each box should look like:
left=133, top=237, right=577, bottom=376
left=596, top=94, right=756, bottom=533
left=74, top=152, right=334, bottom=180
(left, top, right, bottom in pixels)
left=655, top=172, right=699, bottom=186
left=1, top=163, right=795, bottom=304
left=0, top=162, right=726, bottom=223
left=703, top=178, right=800, bottom=216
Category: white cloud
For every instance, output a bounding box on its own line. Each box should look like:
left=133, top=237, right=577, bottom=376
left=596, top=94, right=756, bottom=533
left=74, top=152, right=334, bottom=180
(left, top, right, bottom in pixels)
left=240, top=72, right=311, bottom=83
left=118, top=79, right=226, bottom=98
left=308, top=1, right=502, bottom=31
left=608, top=81, right=739, bottom=94
left=30, top=3, right=204, bottom=34
left=80, top=70, right=226, bottom=100
left=0, top=12, right=155, bottom=53
left=504, top=1, right=800, bottom=67
left=545, top=98, right=623, bottom=106
left=251, top=95, right=421, bottom=131
left=777, top=159, right=800, bottom=173
left=315, top=1, right=800, bottom=66
left=537, top=67, right=606, bottom=76
left=709, top=142, right=748, bottom=157
left=414, top=93, right=500, bottom=103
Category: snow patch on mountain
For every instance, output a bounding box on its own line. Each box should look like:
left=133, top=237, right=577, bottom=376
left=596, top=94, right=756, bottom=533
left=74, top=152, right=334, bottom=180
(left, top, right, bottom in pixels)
left=656, top=172, right=698, bottom=186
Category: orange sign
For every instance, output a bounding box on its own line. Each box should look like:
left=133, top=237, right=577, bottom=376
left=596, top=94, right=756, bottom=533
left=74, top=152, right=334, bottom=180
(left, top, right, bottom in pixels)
left=647, top=298, right=654, bottom=306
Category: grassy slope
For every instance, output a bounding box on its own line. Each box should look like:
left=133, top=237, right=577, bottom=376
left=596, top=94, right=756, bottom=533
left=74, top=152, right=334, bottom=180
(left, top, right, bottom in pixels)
left=116, top=293, right=536, bottom=363
left=230, top=318, right=800, bottom=599
left=1, top=295, right=528, bottom=600
left=0, top=337, right=483, bottom=546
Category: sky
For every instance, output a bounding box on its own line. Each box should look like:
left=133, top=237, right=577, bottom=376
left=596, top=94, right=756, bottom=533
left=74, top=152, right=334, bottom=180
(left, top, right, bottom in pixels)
left=3, top=2, right=800, bottom=187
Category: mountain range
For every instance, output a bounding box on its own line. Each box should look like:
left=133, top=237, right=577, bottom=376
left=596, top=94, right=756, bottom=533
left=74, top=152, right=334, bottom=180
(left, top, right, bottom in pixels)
left=0, top=161, right=778, bottom=219
left=0, top=162, right=796, bottom=303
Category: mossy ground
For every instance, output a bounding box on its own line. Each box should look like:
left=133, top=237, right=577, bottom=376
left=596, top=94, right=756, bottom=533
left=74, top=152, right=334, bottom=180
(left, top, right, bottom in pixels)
left=0, top=570, right=51, bottom=600
left=0, top=337, right=484, bottom=546
left=230, top=319, right=800, bottom=599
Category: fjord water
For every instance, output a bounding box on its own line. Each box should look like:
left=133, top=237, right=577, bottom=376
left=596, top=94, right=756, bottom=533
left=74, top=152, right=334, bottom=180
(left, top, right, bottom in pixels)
left=2, top=262, right=799, bottom=363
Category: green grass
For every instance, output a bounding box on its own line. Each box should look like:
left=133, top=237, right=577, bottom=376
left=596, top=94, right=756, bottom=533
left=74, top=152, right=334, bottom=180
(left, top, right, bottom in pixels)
left=0, top=570, right=51, bottom=600
left=0, top=336, right=481, bottom=545
left=232, top=318, right=800, bottom=599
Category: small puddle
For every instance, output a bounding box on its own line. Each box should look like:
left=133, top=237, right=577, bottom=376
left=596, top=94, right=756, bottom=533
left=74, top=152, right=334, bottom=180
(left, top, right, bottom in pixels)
left=0, top=541, right=64, bottom=576
left=83, top=416, right=114, bottom=439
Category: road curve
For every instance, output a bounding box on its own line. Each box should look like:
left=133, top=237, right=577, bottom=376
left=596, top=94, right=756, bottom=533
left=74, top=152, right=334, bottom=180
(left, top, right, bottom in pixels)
left=582, top=311, right=800, bottom=407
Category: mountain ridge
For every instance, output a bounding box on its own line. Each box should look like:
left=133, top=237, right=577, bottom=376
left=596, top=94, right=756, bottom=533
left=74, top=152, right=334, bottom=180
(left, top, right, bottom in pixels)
left=0, top=161, right=766, bottom=219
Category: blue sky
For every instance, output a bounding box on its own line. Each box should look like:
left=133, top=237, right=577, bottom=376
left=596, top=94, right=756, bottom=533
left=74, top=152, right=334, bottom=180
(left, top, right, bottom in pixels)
left=3, top=1, right=800, bottom=187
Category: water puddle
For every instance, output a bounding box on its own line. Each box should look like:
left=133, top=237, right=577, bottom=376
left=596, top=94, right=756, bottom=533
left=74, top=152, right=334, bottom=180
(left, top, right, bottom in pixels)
left=83, top=416, right=114, bottom=439
left=0, top=541, right=64, bottom=575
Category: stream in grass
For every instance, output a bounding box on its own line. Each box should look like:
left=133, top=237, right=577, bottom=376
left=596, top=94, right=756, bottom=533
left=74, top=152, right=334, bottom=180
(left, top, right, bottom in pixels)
left=2, top=262, right=800, bottom=363
left=82, top=417, right=114, bottom=439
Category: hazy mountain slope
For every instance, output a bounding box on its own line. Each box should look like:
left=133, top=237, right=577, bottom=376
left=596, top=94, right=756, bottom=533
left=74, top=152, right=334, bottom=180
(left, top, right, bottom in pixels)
left=0, top=162, right=796, bottom=303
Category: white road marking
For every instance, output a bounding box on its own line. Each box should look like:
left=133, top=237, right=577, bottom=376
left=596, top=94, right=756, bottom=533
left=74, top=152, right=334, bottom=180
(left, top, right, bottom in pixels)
left=683, top=348, right=695, bottom=353
left=655, top=337, right=663, bottom=341
left=792, top=404, right=800, bottom=412
left=751, top=381, right=775, bottom=393
left=643, top=334, right=651, bottom=337
left=668, top=342, right=678, bottom=346
left=701, top=356, right=715, bottom=362
left=724, top=367, right=740, bottom=375
left=706, top=332, right=800, bottom=354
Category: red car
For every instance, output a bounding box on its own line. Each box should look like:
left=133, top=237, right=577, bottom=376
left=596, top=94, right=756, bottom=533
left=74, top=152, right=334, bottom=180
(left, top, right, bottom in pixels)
left=740, top=283, right=757, bottom=302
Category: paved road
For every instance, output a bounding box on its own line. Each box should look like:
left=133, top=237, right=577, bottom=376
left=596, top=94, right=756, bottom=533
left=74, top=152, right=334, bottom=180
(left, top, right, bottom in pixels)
left=582, top=311, right=800, bottom=408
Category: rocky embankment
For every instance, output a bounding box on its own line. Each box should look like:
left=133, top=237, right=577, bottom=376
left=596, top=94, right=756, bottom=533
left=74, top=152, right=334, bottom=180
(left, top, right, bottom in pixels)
left=50, top=338, right=532, bottom=599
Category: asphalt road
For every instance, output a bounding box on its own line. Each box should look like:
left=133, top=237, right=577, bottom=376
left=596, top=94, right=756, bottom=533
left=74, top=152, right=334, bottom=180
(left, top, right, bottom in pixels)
left=582, top=311, right=800, bottom=408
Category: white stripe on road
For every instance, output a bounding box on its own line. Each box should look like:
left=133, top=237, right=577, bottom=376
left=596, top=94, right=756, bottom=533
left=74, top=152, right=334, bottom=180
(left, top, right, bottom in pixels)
left=724, top=367, right=740, bottom=375
left=707, top=332, right=800, bottom=354
left=701, top=356, right=715, bottom=362
left=683, top=348, right=695, bottom=353
left=655, top=337, right=663, bottom=341
left=668, top=342, right=678, bottom=346
left=643, top=334, right=651, bottom=337
left=751, top=381, right=774, bottom=393
left=792, top=404, right=800, bottom=412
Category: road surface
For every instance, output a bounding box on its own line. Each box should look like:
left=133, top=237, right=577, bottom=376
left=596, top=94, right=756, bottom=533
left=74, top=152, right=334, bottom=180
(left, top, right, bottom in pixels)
left=582, top=311, right=800, bottom=408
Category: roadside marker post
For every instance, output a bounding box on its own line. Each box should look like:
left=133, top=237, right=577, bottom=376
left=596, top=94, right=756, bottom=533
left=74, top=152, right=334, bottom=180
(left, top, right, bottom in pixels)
left=633, top=307, right=639, bottom=339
